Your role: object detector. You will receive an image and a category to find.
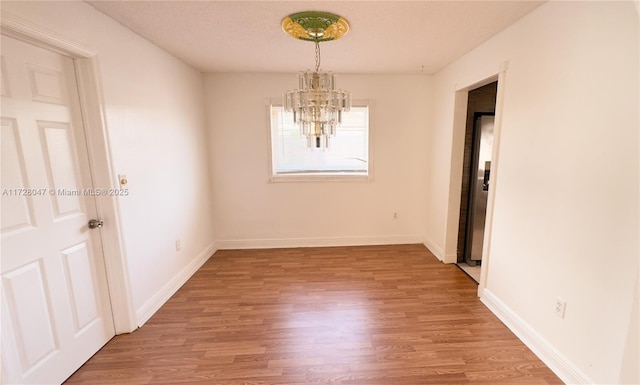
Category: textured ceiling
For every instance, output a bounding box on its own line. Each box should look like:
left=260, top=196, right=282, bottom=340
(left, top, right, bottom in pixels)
left=87, top=1, right=545, bottom=74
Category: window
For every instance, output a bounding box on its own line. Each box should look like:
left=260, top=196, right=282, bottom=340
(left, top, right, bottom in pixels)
left=269, top=103, right=370, bottom=181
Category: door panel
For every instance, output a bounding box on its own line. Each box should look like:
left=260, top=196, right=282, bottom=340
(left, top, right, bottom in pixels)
left=61, top=242, right=100, bottom=332
left=1, top=35, right=114, bottom=385
left=39, top=121, right=82, bottom=217
left=1, top=118, right=35, bottom=233
left=26, top=64, right=67, bottom=105
left=3, top=261, right=58, bottom=371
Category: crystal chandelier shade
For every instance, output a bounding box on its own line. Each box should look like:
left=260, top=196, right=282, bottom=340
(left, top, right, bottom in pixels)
left=282, top=11, right=351, bottom=149
left=284, top=71, right=351, bottom=148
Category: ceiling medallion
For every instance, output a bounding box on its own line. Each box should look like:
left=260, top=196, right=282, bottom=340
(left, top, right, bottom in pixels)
left=281, top=11, right=350, bottom=42
left=282, top=11, right=351, bottom=149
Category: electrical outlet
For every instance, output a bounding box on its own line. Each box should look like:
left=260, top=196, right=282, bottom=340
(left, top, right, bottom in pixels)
left=175, top=240, right=181, bottom=252
left=555, top=297, right=567, bottom=319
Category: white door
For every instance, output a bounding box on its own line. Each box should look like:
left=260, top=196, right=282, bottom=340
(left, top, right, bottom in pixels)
left=1, top=35, right=115, bottom=384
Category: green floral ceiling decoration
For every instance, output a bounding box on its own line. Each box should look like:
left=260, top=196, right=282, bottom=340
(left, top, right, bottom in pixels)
left=282, top=11, right=350, bottom=42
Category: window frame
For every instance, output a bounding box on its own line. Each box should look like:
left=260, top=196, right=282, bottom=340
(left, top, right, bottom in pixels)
left=267, top=99, right=374, bottom=183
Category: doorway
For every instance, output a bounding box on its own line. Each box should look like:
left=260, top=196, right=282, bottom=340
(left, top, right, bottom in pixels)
left=456, top=82, right=498, bottom=283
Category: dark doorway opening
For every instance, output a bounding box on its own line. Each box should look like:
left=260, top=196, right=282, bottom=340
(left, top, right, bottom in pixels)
left=456, top=82, right=498, bottom=281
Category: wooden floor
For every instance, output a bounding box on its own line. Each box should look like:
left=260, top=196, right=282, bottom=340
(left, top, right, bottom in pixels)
left=64, top=244, right=563, bottom=385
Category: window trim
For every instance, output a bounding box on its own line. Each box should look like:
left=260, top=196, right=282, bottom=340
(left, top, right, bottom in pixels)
left=266, top=99, right=374, bottom=183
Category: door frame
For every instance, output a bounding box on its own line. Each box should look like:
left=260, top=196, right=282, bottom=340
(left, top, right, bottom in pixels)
left=1, top=14, right=137, bottom=333
left=444, top=61, right=509, bottom=297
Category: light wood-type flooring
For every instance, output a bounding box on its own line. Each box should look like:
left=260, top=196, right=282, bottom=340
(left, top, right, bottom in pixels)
left=64, top=244, right=563, bottom=385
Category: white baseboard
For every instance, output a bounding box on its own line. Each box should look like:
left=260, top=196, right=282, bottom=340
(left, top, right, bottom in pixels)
left=423, top=236, right=445, bottom=261
left=135, top=242, right=216, bottom=326
left=215, top=235, right=425, bottom=250
left=481, top=289, right=592, bottom=385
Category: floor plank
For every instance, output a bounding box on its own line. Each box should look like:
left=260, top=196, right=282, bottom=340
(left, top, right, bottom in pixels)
left=64, top=244, right=563, bottom=385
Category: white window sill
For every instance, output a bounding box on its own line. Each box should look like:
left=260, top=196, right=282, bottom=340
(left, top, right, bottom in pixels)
left=269, top=173, right=371, bottom=183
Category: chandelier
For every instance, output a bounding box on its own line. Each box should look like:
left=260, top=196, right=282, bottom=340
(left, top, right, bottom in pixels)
left=282, top=11, right=351, bottom=149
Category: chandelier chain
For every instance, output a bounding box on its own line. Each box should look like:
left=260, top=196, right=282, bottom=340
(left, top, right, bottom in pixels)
left=314, top=39, right=321, bottom=72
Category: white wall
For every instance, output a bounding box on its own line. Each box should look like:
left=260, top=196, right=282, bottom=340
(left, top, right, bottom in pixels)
left=2, top=1, right=215, bottom=325
left=426, top=2, right=639, bottom=384
left=205, top=73, right=430, bottom=248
